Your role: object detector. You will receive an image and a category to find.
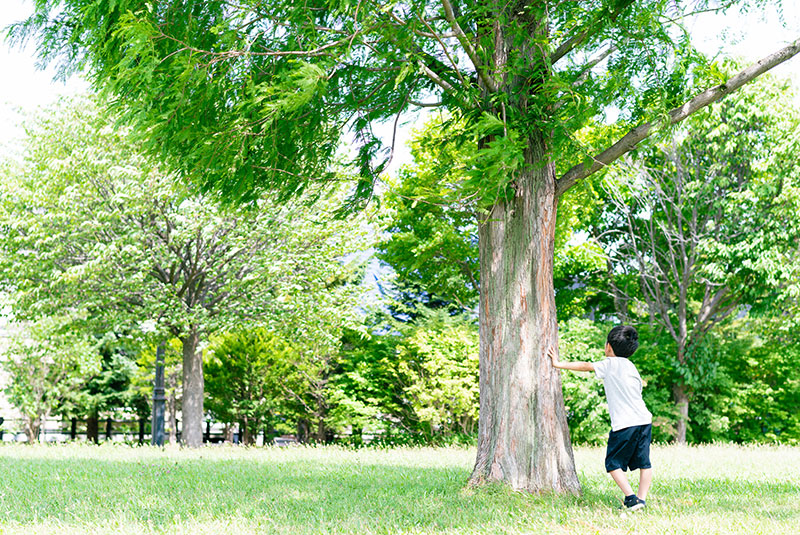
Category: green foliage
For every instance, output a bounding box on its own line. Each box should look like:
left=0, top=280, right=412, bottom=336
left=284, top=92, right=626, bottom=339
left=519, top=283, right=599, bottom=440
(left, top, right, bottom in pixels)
left=556, top=318, right=609, bottom=445
left=721, top=340, right=800, bottom=444
left=463, top=113, right=526, bottom=206
left=331, top=326, right=411, bottom=438
left=688, top=320, right=800, bottom=445
left=61, top=337, right=145, bottom=421
left=12, top=0, right=756, bottom=208
left=2, top=313, right=101, bottom=441
left=205, top=330, right=300, bottom=442
left=378, top=116, right=479, bottom=312
left=396, top=310, right=479, bottom=436
left=0, top=94, right=370, bottom=337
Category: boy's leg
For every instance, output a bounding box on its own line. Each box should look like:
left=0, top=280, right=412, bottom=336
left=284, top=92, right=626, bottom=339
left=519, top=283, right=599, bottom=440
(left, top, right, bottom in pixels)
left=637, top=468, right=653, bottom=500
left=608, top=469, right=635, bottom=496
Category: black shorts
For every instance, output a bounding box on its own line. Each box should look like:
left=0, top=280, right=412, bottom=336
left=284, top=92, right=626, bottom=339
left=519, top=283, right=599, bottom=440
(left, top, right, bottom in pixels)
left=605, top=423, right=652, bottom=472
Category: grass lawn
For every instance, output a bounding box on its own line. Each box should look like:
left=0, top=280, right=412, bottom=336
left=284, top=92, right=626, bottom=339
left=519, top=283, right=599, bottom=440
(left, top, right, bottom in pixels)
left=0, top=442, right=797, bottom=534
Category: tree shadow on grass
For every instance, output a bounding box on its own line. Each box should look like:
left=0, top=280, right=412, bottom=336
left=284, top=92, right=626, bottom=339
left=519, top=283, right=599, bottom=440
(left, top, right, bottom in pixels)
left=0, top=454, right=576, bottom=534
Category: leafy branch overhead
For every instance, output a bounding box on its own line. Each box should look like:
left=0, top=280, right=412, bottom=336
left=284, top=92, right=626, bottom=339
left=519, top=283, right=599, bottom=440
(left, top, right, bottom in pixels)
left=13, top=1, right=798, bottom=207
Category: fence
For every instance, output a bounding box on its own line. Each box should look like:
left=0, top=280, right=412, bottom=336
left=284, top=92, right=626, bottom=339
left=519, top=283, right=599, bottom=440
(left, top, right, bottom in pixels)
left=0, top=417, right=284, bottom=445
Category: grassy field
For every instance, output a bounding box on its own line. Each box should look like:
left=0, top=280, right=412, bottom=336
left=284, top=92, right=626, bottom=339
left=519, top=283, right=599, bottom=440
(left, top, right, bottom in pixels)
left=0, top=442, right=797, bottom=534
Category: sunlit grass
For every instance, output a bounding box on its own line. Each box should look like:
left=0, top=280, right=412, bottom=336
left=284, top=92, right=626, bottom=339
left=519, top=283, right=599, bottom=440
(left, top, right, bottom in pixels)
left=0, top=442, right=797, bottom=534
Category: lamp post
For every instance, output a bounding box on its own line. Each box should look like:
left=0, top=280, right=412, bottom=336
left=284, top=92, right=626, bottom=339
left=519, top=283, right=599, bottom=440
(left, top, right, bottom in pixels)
left=151, top=342, right=166, bottom=446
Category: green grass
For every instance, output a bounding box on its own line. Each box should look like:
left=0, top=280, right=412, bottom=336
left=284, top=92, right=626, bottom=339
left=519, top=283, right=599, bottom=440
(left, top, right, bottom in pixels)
left=0, top=442, right=797, bottom=534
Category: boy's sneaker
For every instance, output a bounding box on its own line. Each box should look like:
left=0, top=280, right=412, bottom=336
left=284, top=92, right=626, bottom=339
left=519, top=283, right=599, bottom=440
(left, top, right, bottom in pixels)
left=623, top=495, right=645, bottom=511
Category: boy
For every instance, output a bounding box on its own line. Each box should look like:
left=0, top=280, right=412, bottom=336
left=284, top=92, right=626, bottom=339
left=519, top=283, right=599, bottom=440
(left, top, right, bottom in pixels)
left=548, top=325, right=652, bottom=512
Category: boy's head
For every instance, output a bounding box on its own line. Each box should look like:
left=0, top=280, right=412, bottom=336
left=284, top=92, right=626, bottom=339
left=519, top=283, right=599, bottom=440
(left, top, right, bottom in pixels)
left=606, top=325, right=639, bottom=358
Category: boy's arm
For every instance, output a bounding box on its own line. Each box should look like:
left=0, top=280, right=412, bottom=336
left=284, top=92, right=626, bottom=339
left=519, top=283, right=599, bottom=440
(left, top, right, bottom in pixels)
left=548, top=347, right=595, bottom=372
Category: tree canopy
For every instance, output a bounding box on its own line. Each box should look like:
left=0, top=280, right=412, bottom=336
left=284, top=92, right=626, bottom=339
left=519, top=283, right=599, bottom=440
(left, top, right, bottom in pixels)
left=12, top=1, right=796, bottom=207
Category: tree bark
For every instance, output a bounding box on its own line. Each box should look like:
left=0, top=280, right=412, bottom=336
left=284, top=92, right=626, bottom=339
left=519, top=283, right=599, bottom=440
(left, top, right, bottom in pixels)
left=181, top=328, right=204, bottom=447
left=24, top=416, right=42, bottom=443
left=469, top=137, right=581, bottom=495
left=167, top=371, right=178, bottom=444
left=242, top=415, right=253, bottom=445
left=673, top=383, right=690, bottom=444
left=296, top=418, right=310, bottom=443
left=86, top=414, right=99, bottom=443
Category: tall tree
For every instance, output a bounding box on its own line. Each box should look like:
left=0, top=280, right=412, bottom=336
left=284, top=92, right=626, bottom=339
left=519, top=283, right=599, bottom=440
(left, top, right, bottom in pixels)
left=600, top=76, right=800, bottom=443
left=0, top=99, right=369, bottom=447
left=14, top=0, right=800, bottom=492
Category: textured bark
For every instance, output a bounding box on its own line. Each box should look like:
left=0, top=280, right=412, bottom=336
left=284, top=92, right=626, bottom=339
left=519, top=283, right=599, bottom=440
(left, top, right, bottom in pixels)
left=469, top=138, right=581, bottom=495
left=673, top=383, right=690, bottom=444
left=242, top=416, right=253, bottom=445
left=181, top=329, right=204, bottom=447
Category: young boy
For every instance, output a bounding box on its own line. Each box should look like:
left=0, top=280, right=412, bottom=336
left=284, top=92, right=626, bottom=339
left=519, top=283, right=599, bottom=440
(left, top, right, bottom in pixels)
left=548, top=325, right=653, bottom=511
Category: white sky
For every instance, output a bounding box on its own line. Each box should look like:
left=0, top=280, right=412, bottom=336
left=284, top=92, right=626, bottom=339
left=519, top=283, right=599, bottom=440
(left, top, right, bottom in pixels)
left=1, top=0, right=799, bottom=169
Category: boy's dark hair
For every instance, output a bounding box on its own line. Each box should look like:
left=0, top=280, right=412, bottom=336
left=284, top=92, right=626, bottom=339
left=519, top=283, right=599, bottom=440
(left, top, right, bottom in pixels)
left=607, top=325, right=639, bottom=358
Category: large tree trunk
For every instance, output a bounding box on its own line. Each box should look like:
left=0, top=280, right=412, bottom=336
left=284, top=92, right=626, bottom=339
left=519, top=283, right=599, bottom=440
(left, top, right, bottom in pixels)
left=181, top=329, right=204, bottom=447
left=469, top=141, right=581, bottom=495
left=673, top=383, right=690, bottom=444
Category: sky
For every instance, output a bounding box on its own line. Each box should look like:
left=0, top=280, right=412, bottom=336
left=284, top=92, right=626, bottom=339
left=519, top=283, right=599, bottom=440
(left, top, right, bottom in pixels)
left=1, top=1, right=799, bottom=168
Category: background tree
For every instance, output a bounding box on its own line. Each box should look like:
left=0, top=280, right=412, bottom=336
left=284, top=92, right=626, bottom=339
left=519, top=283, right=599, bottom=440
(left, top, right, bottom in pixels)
left=599, top=76, right=800, bottom=443
left=396, top=309, right=479, bottom=437
left=14, top=0, right=800, bottom=492
left=62, top=338, right=142, bottom=443
left=0, top=98, right=370, bottom=447
left=204, top=329, right=298, bottom=445
left=2, top=314, right=99, bottom=442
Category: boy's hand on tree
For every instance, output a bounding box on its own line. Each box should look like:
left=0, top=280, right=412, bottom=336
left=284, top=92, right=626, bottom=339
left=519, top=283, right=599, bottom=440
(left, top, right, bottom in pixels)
left=547, top=346, right=559, bottom=365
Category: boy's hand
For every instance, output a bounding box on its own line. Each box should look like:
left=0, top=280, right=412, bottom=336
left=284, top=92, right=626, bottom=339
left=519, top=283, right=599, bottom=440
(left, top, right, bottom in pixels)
left=548, top=346, right=595, bottom=373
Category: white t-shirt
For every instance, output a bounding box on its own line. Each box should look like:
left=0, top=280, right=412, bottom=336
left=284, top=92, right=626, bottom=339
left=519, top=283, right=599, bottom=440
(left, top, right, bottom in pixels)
left=593, top=357, right=652, bottom=432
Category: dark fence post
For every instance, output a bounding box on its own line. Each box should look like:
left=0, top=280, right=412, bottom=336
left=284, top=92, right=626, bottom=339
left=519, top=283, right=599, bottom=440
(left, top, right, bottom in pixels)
left=138, top=417, right=146, bottom=445
left=70, top=418, right=77, bottom=441
left=152, top=342, right=167, bottom=446
left=205, top=419, right=211, bottom=443
left=105, top=417, right=113, bottom=440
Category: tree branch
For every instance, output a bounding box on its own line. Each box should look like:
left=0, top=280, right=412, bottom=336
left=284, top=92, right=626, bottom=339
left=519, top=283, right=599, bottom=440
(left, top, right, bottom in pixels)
left=441, top=0, right=497, bottom=92
left=418, top=60, right=456, bottom=93
left=550, top=0, right=634, bottom=64
left=556, top=36, right=800, bottom=197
